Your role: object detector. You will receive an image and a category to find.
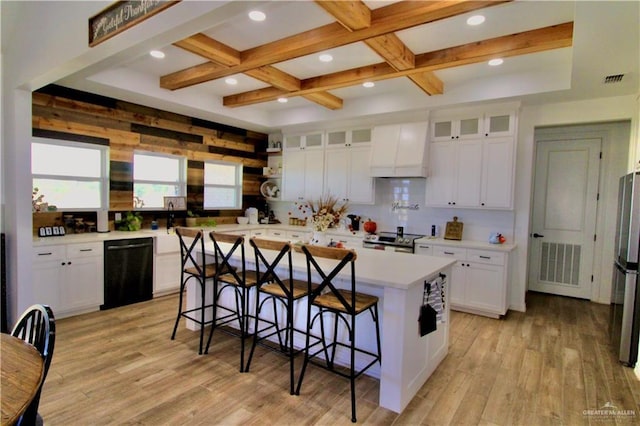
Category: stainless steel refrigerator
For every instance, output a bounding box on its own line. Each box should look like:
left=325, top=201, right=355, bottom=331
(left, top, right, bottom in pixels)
left=610, top=171, right=640, bottom=366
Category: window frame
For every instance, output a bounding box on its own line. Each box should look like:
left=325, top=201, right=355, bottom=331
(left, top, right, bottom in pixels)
left=31, top=137, right=110, bottom=211
left=133, top=151, right=187, bottom=211
left=203, top=160, right=243, bottom=210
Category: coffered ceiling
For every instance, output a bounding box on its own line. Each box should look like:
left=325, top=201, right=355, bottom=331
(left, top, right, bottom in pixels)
left=56, top=0, right=639, bottom=132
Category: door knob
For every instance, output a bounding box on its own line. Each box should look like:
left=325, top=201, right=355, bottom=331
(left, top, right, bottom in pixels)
left=532, top=233, right=544, bottom=238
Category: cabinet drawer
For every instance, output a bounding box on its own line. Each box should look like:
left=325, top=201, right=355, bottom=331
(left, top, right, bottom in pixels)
left=67, top=242, right=104, bottom=258
left=250, top=230, right=266, bottom=237
left=433, top=246, right=467, bottom=261
left=467, top=249, right=505, bottom=266
left=267, top=229, right=287, bottom=239
left=287, top=231, right=310, bottom=242
left=33, top=245, right=66, bottom=263
left=414, top=243, right=433, bottom=255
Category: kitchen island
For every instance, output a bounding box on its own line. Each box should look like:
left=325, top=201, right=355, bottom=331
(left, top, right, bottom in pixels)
left=183, top=239, right=455, bottom=414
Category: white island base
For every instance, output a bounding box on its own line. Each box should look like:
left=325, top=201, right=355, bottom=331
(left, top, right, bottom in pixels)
left=184, top=245, right=454, bottom=414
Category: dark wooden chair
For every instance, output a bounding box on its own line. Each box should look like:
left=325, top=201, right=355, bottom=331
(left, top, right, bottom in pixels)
left=11, top=304, right=56, bottom=426
left=204, top=232, right=259, bottom=372
left=245, top=238, right=313, bottom=395
left=295, top=245, right=381, bottom=423
left=171, top=227, right=233, bottom=354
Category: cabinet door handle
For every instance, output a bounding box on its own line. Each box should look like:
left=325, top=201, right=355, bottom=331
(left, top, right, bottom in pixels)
left=479, top=255, right=491, bottom=259
left=80, top=248, right=93, bottom=252
left=38, top=252, right=53, bottom=256
left=418, top=245, right=430, bottom=249
left=444, top=251, right=455, bottom=255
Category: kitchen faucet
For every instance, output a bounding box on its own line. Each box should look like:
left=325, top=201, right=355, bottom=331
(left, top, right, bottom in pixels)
left=167, top=201, right=174, bottom=233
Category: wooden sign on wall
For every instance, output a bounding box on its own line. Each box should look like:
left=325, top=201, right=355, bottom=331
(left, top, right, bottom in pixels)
left=89, top=0, right=180, bottom=47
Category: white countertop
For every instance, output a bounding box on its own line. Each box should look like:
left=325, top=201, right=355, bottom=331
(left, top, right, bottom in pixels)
left=281, top=245, right=455, bottom=290
left=32, top=224, right=366, bottom=246
left=414, top=236, right=516, bottom=252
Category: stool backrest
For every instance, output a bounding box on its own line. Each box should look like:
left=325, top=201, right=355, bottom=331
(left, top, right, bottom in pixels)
left=301, top=245, right=357, bottom=313
left=176, top=227, right=206, bottom=276
left=210, top=232, right=248, bottom=284
left=249, top=238, right=294, bottom=297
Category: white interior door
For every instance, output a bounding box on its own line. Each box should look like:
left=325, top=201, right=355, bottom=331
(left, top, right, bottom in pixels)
left=528, top=137, right=601, bottom=299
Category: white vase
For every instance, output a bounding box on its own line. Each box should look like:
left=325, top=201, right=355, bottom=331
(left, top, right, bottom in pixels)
left=310, top=231, right=328, bottom=246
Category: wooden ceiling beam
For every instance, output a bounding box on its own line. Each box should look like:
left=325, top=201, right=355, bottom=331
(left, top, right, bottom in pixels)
left=303, top=92, right=343, bottom=110
left=173, top=33, right=241, bottom=67
left=223, top=22, right=573, bottom=107
left=365, top=33, right=415, bottom=71
left=161, top=0, right=510, bottom=90
left=408, top=72, right=444, bottom=96
left=172, top=35, right=344, bottom=109
left=245, top=66, right=301, bottom=91
left=315, top=1, right=371, bottom=31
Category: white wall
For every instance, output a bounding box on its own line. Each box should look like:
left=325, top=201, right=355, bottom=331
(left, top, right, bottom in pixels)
left=514, top=95, right=638, bottom=311
left=0, top=0, right=234, bottom=325
left=269, top=95, right=638, bottom=314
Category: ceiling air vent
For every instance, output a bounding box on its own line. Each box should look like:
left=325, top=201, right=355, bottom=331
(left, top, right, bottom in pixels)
left=604, top=74, right=624, bottom=84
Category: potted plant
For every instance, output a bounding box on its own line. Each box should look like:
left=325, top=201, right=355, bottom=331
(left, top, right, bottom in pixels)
left=186, top=210, right=199, bottom=227
left=117, top=211, right=142, bottom=231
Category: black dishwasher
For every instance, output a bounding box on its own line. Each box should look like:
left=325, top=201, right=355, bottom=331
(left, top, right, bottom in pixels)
left=102, top=237, right=153, bottom=310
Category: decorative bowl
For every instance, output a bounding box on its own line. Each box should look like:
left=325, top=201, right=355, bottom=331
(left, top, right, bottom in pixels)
left=237, top=216, right=249, bottom=225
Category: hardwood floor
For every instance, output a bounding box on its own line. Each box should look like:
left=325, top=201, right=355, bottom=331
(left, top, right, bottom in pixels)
left=39, top=292, right=640, bottom=425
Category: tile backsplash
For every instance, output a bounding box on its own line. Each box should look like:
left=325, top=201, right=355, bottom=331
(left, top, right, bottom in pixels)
left=269, top=177, right=516, bottom=244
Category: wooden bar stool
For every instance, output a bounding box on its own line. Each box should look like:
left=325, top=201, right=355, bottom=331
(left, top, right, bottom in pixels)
left=204, top=232, right=258, bottom=372
left=295, top=245, right=381, bottom=423
left=245, top=238, right=313, bottom=395
left=171, top=227, right=232, bottom=355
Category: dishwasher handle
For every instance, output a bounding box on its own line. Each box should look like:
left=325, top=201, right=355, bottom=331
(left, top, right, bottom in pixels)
left=107, top=242, right=153, bottom=250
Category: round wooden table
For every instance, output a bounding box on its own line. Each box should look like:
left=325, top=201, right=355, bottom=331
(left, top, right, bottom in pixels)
left=1, top=333, right=45, bottom=425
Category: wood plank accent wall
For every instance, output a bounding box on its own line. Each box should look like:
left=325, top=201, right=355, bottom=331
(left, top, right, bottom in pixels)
left=32, top=85, right=268, bottom=225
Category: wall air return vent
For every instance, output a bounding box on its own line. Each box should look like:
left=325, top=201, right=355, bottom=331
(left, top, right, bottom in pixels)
left=604, top=74, right=624, bottom=84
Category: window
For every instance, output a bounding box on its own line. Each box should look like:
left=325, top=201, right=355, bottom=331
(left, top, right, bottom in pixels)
left=31, top=138, right=109, bottom=210
left=133, top=152, right=186, bottom=209
left=204, top=161, right=243, bottom=209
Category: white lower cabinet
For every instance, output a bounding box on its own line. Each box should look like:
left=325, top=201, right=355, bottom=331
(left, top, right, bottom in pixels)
left=33, top=242, right=104, bottom=318
left=153, top=233, right=181, bottom=296
left=419, top=244, right=509, bottom=318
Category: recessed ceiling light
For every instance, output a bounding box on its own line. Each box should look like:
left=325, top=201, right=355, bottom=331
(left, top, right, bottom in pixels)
left=319, top=54, right=333, bottom=63
left=150, top=50, right=165, bottom=59
left=362, top=81, right=375, bottom=88
left=466, top=15, right=485, bottom=26
left=488, top=58, right=504, bottom=66
left=248, top=10, right=266, bottom=21
left=277, top=97, right=288, bottom=103
left=225, top=77, right=238, bottom=85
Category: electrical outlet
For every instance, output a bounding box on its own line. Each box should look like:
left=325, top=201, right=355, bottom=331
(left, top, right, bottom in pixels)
left=115, top=212, right=122, bottom=222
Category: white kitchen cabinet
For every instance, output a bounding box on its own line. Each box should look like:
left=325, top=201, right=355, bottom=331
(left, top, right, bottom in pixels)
left=370, top=122, right=429, bottom=177
left=282, top=133, right=325, bottom=201
left=430, top=114, right=483, bottom=141
left=325, top=145, right=374, bottom=204
left=326, top=129, right=374, bottom=204
left=418, top=244, right=509, bottom=318
left=286, top=229, right=311, bottom=242
left=266, top=229, right=287, bottom=239
left=426, top=136, right=514, bottom=209
left=480, top=136, right=515, bottom=209
left=431, top=111, right=515, bottom=141
left=153, top=233, right=181, bottom=296
left=483, top=111, right=516, bottom=137
left=33, top=242, right=104, bottom=318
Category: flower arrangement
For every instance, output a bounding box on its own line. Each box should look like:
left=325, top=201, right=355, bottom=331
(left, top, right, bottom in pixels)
left=303, top=195, right=349, bottom=232
left=32, top=187, right=46, bottom=212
